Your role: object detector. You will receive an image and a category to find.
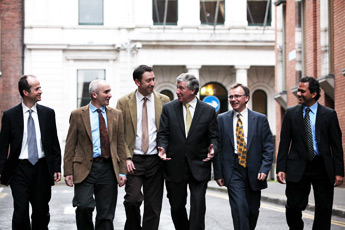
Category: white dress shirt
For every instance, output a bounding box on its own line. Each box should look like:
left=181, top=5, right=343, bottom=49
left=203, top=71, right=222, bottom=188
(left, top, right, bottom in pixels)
left=233, top=108, right=248, bottom=154
left=183, top=97, right=197, bottom=137
left=19, top=102, right=45, bottom=160
left=134, top=91, right=157, bottom=155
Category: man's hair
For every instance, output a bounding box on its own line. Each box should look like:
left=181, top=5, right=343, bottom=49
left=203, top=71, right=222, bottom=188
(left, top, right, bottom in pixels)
left=89, top=79, right=107, bottom=99
left=133, top=65, right=153, bottom=82
left=300, top=76, right=321, bottom=101
left=176, top=73, right=199, bottom=95
left=229, top=83, right=250, bottom=97
left=18, top=75, right=37, bottom=98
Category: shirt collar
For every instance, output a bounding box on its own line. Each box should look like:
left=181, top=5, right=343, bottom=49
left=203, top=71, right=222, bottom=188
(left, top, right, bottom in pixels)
left=136, top=90, right=153, bottom=102
left=90, top=102, right=106, bottom=113
left=22, top=101, right=37, bottom=114
left=304, top=102, right=318, bottom=114
left=185, top=97, right=197, bottom=108
left=234, top=107, right=248, bottom=118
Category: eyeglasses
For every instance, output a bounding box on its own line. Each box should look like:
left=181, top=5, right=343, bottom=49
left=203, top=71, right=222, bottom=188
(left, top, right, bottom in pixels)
left=228, top=94, right=246, bottom=100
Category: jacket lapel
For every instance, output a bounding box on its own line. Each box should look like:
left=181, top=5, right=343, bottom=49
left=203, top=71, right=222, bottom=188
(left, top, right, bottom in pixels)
left=188, top=99, right=202, bottom=137
left=296, top=104, right=308, bottom=147
left=174, top=100, right=185, bottom=137
left=315, top=104, right=323, bottom=145
left=128, top=91, right=137, bottom=136
left=246, top=109, right=256, bottom=151
left=36, top=104, right=45, bottom=142
left=106, top=106, right=114, bottom=141
left=227, top=110, right=235, bottom=149
left=154, top=91, right=163, bottom=128
left=81, top=105, right=92, bottom=142
left=15, top=104, right=24, bottom=143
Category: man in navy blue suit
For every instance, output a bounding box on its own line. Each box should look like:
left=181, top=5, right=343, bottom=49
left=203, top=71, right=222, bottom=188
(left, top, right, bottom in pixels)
left=213, top=83, right=273, bottom=230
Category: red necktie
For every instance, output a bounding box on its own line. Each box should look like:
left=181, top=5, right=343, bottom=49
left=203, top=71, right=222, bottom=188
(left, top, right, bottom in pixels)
left=97, top=109, right=110, bottom=159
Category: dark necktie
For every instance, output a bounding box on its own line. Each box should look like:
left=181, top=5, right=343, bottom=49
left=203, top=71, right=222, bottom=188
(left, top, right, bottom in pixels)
left=27, top=109, right=39, bottom=165
left=142, top=97, right=149, bottom=153
left=236, top=113, right=247, bottom=168
left=97, top=109, right=110, bottom=159
left=304, top=108, right=315, bottom=161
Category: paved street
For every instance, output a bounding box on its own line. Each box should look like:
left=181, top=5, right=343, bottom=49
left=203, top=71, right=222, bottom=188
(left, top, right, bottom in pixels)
left=1, top=183, right=345, bottom=230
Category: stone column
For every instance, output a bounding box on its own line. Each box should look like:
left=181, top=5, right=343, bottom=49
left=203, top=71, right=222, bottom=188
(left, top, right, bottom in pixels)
left=235, top=65, right=250, bottom=86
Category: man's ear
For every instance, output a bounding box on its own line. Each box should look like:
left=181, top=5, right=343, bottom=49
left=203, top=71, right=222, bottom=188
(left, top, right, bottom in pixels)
left=23, top=90, right=29, bottom=97
left=135, top=79, right=141, bottom=87
left=311, top=91, right=317, bottom=99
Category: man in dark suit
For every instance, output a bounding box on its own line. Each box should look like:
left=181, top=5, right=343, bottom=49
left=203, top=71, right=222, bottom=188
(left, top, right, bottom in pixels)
left=0, top=75, right=61, bottom=230
left=213, top=83, right=273, bottom=230
left=277, top=76, right=344, bottom=230
left=116, top=65, right=170, bottom=230
left=157, top=73, right=219, bottom=230
left=64, top=79, right=128, bottom=230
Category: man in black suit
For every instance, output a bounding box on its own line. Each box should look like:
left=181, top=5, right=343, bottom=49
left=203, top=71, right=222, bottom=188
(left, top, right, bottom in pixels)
left=277, top=76, right=344, bottom=230
left=157, top=73, right=219, bottom=230
left=0, top=75, right=61, bottom=229
left=213, top=83, right=273, bottom=230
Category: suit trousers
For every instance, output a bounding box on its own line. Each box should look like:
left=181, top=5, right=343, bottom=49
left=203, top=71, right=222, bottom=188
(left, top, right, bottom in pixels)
left=124, top=154, right=163, bottom=230
left=10, top=158, right=51, bottom=230
left=227, top=157, right=261, bottom=230
left=165, top=164, right=208, bottom=230
left=73, top=159, right=118, bottom=230
left=285, top=155, right=334, bottom=230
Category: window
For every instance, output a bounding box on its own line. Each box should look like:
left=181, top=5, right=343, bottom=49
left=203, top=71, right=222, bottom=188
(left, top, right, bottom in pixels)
left=200, top=0, right=225, bottom=25
left=252, top=90, right=267, bottom=115
left=247, top=0, right=271, bottom=26
left=77, top=70, right=105, bottom=107
left=295, top=0, right=302, bottom=28
left=79, top=0, right=103, bottom=25
left=153, top=0, right=178, bottom=25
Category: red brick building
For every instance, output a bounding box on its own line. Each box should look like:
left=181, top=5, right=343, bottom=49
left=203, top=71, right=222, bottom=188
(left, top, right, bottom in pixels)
left=274, top=0, right=345, bottom=176
left=0, top=0, right=24, bottom=115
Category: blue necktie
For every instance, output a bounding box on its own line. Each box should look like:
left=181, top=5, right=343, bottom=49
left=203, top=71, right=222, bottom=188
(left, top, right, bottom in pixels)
left=28, top=109, right=39, bottom=165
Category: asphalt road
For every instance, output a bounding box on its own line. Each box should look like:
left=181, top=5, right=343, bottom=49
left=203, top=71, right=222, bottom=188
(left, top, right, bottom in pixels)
left=0, top=183, right=344, bottom=229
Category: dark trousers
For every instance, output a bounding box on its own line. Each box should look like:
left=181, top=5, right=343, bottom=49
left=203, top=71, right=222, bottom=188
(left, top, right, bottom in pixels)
left=10, top=158, right=51, bottom=230
left=285, top=156, right=334, bottom=230
left=124, top=154, right=163, bottom=230
left=227, top=157, right=261, bottom=230
left=165, top=167, right=208, bottom=230
left=73, top=160, right=118, bottom=230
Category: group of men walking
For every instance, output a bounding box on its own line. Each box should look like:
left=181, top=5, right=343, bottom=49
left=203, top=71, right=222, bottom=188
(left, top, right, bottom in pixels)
left=0, top=66, right=343, bottom=230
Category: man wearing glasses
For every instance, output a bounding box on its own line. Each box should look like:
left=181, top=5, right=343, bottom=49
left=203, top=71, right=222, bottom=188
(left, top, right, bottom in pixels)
left=213, top=83, right=274, bottom=230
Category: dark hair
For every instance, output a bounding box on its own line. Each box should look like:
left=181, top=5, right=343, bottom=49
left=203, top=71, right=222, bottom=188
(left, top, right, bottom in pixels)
left=230, top=83, right=250, bottom=97
left=300, top=76, right=321, bottom=101
left=176, top=73, right=199, bottom=95
left=133, top=65, right=153, bottom=82
left=18, top=75, right=35, bottom=98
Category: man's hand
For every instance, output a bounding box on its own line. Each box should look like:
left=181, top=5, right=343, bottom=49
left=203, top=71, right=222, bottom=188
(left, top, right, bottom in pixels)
left=126, top=159, right=136, bottom=175
left=119, top=175, right=127, bottom=187
left=202, top=144, right=214, bottom=162
left=158, top=147, right=171, bottom=161
left=216, top=178, right=224, bottom=187
left=257, top=172, right=267, bottom=181
left=54, top=172, right=61, bottom=183
left=277, top=171, right=286, bottom=184
left=334, top=175, right=344, bottom=187
left=65, top=175, right=74, bottom=187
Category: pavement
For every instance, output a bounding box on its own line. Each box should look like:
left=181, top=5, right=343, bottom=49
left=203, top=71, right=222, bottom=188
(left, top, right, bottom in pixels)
left=207, top=180, right=345, bottom=218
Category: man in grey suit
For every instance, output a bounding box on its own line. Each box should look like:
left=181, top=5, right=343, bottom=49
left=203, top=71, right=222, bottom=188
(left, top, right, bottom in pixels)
left=213, top=83, right=273, bottom=230
left=157, top=73, right=219, bottom=230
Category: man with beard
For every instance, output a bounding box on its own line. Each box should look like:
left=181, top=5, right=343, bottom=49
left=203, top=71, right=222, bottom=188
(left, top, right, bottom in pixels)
left=116, top=65, right=170, bottom=230
left=64, top=79, right=128, bottom=230
left=277, top=76, right=344, bottom=230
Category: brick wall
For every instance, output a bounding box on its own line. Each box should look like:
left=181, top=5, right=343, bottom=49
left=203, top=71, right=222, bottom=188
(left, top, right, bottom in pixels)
left=0, top=0, right=23, bottom=115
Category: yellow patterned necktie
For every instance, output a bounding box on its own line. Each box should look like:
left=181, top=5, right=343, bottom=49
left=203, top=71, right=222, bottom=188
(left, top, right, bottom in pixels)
left=236, top=113, right=247, bottom=167
left=184, top=103, right=192, bottom=136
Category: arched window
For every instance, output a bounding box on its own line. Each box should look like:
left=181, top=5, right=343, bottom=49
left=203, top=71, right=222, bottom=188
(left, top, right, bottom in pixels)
left=252, top=89, right=267, bottom=115
left=160, top=89, right=174, bottom=101
left=200, top=82, right=228, bottom=113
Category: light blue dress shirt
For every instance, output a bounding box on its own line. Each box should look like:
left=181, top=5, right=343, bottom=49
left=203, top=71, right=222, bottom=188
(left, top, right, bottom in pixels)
left=303, top=102, right=319, bottom=156
left=89, top=103, right=108, bottom=158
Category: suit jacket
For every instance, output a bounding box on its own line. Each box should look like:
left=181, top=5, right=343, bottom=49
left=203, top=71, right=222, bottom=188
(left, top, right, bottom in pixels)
left=157, top=99, right=219, bottom=183
left=116, top=90, right=170, bottom=157
left=0, top=103, right=61, bottom=185
left=63, top=104, right=127, bottom=184
left=213, top=109, right=273, bottom=191
left=276, top=104, right=344, bottom=184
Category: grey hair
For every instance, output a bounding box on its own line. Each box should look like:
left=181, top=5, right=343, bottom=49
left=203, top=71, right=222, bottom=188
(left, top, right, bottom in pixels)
left=89, top=79, right=107, bottom=98
left=176, top=73, right=199, bottom=95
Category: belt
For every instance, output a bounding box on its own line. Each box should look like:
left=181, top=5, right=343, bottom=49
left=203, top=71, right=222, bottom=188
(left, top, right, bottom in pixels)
left=93, top=157, right=110, bottom=162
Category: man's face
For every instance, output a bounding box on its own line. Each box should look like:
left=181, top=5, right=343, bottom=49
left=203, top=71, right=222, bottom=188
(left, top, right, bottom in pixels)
left=135, top=71, right=155, bottom=96
left=229, top=86, right=249, bottom=113
left=24, top=77, right=42, bottom=103
left=93, top=82, right=112, bottom=107
left=176, top=81, right=195, bottom=104
left=297, top=82, right=316, bottom=107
